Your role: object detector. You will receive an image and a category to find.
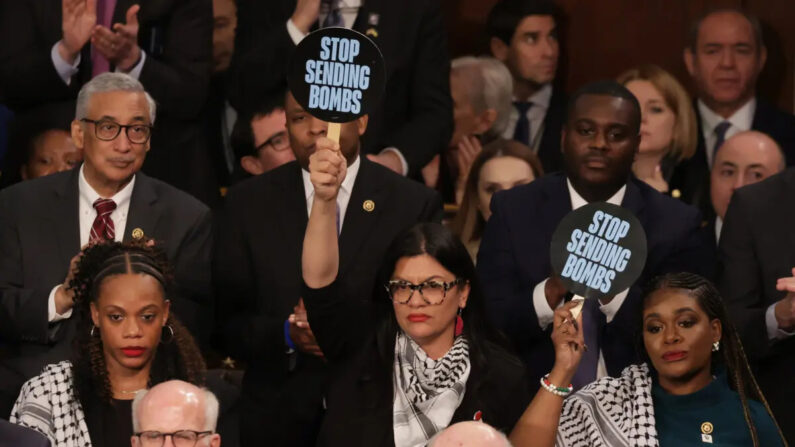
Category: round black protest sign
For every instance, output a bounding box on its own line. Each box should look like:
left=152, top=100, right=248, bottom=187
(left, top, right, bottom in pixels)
left=550, top=202, right=647, bottom=300
left=288, top=27, right=386, bottom=123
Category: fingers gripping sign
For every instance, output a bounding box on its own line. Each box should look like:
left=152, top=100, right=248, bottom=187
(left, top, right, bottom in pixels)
left=309, top=137, right=347, bottom=202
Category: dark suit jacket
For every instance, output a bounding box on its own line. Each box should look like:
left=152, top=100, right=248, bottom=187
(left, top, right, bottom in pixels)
left=670, top=97, right=795, bottom=214
left=227, top=0, right=453, bottom=176
left=213, top=158, right=442, bottom=445
left=718, top=168, right=795, bottom=442
left=535, top=87, right=566, bottom=174
left=0, top=167, right=212, bottom=414
left=302, top=281, right=529, bottom=446
left=0, top=0, right=217, bottom=205
left=0, top=419, right=50, bottom=447
left=477, top=173, right=714, bottom=387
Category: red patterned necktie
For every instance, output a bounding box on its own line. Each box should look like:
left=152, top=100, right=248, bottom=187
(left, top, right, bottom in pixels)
left=90, top=198, right=117, bottom=242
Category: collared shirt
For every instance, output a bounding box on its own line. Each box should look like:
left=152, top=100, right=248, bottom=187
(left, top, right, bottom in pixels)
left=698, top=98, right=756, bottom=168
left=301, top=155, right=361, bottom=229
left=50, top=41, right=146, bottom=86
left=47, top=164, right=136, bottom=323
left=532, top=179, right=629, bottom=380
left=502, top=84, right=554, bottom=151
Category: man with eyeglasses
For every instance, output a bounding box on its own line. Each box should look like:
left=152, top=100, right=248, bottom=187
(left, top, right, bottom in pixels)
left=214, top=88, right=443, bottom=445
left=0, top=73, right=212, bottom=417
left=132, top=380, right=221, bottom=447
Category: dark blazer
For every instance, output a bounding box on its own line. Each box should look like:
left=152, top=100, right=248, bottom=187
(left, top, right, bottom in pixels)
left=227, top=0, right=453, bottom=176
left=535, top=87, right=566, bottom=175
left=0, top=419, right=50, bottom=447
left=0, top=0, right=217, bottom=205
left=301, top=280, right=530, bottom=446
left=670, top=98, right=795, bottom=215
left=718, top=168, right=795, bottom=442
left=477, top=173, right=714, bottom=387
left=213, top=158, right=443, bottom=445
left=0, top=167, right=212, bottom=415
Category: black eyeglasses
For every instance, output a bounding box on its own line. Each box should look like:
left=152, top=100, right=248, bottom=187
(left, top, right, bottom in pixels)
left=134, top=430, right=213, bottom=447
left=385, top=278, right=467, bottom=305
left=255, top=131, right=290, bottom=153
left=80, top=118, right=153, bottom=144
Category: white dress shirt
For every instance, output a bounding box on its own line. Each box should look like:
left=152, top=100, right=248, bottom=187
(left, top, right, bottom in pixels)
left=698, top=98, right=756, bottom=168
left=302, top=155, right=361, bottom=228
left=532, top=179, right=629, bottom=379
left=502, top=84, right=553, bottom=151
left=50, top=41, right=146, bottom=86
left=47, top=165, right=136, bottom=323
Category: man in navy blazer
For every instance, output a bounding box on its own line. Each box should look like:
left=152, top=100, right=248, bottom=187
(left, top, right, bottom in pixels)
left=477, top=81, right=714, bottom=389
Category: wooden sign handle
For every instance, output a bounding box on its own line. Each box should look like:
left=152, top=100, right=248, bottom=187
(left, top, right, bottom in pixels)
left=570, top=295, right=585, bottom=320
left=327, top=122, right=341, bottom=144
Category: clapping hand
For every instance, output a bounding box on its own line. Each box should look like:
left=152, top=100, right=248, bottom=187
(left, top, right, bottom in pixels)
left=91, top=4, right=142, bottom=71
left=60, top=0, right=97, bottom=64
left=774, top=267, right=795, bottom=331
left=288, top=298, right=324, bottom=358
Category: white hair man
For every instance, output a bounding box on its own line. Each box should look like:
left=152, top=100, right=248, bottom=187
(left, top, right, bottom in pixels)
left=429, top=421, right=513, bottom=447
left=450, top=56, right=514, bottom=147
left=132, top=380, right=221, bottom=447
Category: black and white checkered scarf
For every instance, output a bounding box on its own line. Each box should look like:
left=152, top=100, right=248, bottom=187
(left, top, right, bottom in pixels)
left=392, top=332, right=470, bottom=447
left=556, top=363, right=658, bottom=446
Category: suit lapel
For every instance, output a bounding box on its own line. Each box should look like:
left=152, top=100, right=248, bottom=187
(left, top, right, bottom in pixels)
left=124, top=173, right=162, bottom=242
left=621, top=179, right=647, bottom=225
left=338, top=159, right=386, bottom=277
left=541, top=174, right=573, bottom=238
left=276, top=163, right=309, bottom=248
left=51, top=170, right=81, bottom=267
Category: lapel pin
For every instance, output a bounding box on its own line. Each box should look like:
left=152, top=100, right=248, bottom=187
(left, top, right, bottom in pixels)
left=671, top=189, right=682, bottom=199
left=363, top=200, right=375, bottom=212
left=700, top=422, right=713, bottom=443
left=473, top=410, right=482, bottom=421
left=365, top=28, right=379, bottom=39
left=132, top=228, right=145, bottom=240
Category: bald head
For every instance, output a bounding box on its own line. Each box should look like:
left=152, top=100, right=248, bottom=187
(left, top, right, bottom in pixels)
left=131, top=380, right=221, bottom=447
left=710, top=130, right=785, bottom=219
left=429, top=421, right=512, bottom=447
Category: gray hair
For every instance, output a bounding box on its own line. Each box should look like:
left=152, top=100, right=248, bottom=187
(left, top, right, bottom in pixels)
left=75, top=73, right=157, bottom=123
left=451, top=56, right=513, bottom=139
left=132, top=386, right=220, bottom=434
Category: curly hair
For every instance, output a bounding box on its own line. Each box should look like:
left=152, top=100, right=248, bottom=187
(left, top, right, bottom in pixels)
left=69, top=240, right=206, bottom=408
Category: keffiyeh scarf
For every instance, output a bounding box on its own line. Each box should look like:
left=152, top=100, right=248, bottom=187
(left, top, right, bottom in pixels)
left=392, top=332, right=471, bottom=447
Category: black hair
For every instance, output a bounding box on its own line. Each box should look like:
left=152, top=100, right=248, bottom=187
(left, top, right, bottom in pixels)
left=567, top=80, right=642, bottom=134
left=231, top=81, right=288, bottom=161
left=371, top=223, right=519, bottom=383
left=486, top=0, right=559, bottom=45
left=0, top=110, right=72, bottom=188
left=640, top=273, right=786, bottom=447
left=70, top=241, right=206, bottom=408
left=688, top=8, right=765, bottom=52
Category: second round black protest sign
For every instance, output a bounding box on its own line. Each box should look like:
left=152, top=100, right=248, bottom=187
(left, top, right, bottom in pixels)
left=288, top=27, right=386, bottom=123
left=550, top=202, right=647, bottom=300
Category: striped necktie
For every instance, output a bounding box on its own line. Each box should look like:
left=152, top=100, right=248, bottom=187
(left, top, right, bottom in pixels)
left=90, top=198, right=117, bottom=242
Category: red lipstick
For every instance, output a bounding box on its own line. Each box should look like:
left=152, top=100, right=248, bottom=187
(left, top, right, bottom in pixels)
left=662, top=351, right=687, bottom=362
left=121, top=347, right=147, bottom=358
left=407, top=314, right=430, bottom=323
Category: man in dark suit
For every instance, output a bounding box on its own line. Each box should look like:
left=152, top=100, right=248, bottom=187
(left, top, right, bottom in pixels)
left=487, top=0, right=566, bottom=173
left=0, top=73, right=212, bottom=417
left=718, top=168, right=795, bottom=442
left=0, top=419, right=50, bottom=447
left=0, top=0, right=217, bottom=205
left=226, top=0, right=452, bottom=178
left=477, top=81, right=714, bottom=390
left=214, top=90, right=443, bottom=446
left=672, top=9, right=795, bottom=213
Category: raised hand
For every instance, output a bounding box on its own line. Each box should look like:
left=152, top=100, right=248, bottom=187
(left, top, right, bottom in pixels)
left=91, top=4, right=141, bottom=71
left=60, top=0, right=97, bottom=63
left=549, top=300, right=586, bottom=385
left=309, top=137, right=347, bottom=202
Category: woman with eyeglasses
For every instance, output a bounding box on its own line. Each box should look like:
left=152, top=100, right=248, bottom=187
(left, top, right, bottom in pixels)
left=10, top=241, right=207, bottom=447
left=300, top=138, right=530, bottom=446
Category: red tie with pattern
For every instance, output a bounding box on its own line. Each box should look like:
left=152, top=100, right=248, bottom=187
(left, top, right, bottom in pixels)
left=90, top=198, right=117, bottom=242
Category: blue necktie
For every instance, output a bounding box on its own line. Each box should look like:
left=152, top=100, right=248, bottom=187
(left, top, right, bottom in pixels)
left=713, top=121, right=731, bottom=157
left=335, top=202, right=341, bottom=237
left=512, top=101, right=533, bottom=146
left=571, top=298, right=605, bottom=390
left=322, top=0, right=344, bottom=28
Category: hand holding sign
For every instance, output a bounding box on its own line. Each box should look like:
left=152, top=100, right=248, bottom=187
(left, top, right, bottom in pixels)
left=309, top=137, right=347, bottom=202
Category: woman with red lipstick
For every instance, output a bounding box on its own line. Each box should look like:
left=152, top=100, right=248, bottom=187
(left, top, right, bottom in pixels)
left=10, top=241, right=206, bottom=447
left=509, top=272, right=785, bottom=447
left=300, top=140, right=529, bottom=446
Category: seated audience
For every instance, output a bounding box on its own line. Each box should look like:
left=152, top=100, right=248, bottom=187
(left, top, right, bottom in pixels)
left=10, top=241, right=206, bottom=447
left=451, top=139, right=543, bottom=261
left=0, top=73, right=212, bottom=417
left=617, top=64, right=697, bottom=194
left=19, top=129, right=81, bottom=181
left=477, top=81, right=714, bottom=392
left=509, top=273, right=785, bottom=447
left=429, top=421, right=512, bottom=447
left=301, top=142, right=529, bottom=443
left=719, top=167, right=795, bottom=442
left=131, top=380, right=221, bottom=447
left=214, top=90, right=442, bottom=445
left=709, top=131, right=785, bottom=243
left=672, top=8, right=795, bottom=214
left=487, top=0, right=566, bottom=173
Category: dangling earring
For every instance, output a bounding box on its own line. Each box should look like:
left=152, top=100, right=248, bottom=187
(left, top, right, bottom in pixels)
left=712, top=341, right=720, bottom=352
left=90, top=325, right=99, bottom=337
left=161, top=325, right=175, bottom=344
left=455, top=308, right=464, bottom=337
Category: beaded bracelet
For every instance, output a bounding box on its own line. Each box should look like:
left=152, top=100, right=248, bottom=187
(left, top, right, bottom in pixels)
left=540, top=374, right=573, bottom=397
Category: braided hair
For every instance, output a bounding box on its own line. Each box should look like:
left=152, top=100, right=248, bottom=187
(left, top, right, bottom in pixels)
left=641, top=272, right=787, bottom=447
left=70, top=240, right=206, bottom=408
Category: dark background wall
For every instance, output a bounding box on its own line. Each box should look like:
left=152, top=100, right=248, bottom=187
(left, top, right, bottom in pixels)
left=442, top=0, right=795, bottom=112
